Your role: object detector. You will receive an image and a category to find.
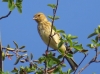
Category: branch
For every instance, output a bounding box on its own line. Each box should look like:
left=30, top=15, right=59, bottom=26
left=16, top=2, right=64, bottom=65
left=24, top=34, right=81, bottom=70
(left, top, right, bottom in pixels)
left=0, top=11, right=12, bottom=20
left=44, top=0, right=59, bottom=74
left=73, top=53, right=88, bottom=74
left=46, top=0, right=59, bottom=51
left=78, top=49, right=100, bottom=74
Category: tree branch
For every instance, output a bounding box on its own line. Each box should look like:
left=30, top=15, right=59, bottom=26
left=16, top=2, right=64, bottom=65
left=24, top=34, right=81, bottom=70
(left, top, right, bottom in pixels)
left=73, top=53, right=88, bottom=74
left=44, top=0, right=59, bottom=74
left=78, top=49, right=100, bottom=74
left=0, top=11, right=12, bottom=20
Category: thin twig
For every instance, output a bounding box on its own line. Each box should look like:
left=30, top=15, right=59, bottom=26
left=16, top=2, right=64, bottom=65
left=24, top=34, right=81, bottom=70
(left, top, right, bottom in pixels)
left=46, top=0, right=59, bottom=51
left=44, top=0, right=59, bottom=74
left=0, top=11, right=12, bottom=20
left=73, top=53, right=88, bottom=74
left=94, top=47, right=98, bottom=60
left=78, top=51, right=100, bottom=74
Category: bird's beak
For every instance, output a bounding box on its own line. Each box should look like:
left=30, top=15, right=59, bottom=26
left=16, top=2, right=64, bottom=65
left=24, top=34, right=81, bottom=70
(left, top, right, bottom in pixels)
left=33, top=17, right=37, bottom=20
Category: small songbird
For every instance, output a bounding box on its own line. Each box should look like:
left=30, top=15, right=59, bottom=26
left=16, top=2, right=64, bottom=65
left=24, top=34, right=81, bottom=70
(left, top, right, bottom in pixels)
left=33, top=12, right=78, bottom=70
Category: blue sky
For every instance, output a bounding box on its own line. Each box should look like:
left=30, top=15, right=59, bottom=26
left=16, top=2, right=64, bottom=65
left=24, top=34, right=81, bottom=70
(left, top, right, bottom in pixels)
left=0, top=0, right=100, bottom=74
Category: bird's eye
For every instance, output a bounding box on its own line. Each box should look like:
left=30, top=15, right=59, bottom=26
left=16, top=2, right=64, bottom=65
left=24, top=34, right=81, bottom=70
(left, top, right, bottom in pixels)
left=38, top=14, right=40, bottom=17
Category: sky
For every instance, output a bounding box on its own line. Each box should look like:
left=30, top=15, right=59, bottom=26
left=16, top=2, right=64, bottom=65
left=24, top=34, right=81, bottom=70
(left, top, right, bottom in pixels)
left=0, top=0, right=100, bottom=74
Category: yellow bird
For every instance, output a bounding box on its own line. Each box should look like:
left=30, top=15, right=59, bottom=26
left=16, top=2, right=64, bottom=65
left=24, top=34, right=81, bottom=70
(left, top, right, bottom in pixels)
left=33, top=13, right=78, bottom=70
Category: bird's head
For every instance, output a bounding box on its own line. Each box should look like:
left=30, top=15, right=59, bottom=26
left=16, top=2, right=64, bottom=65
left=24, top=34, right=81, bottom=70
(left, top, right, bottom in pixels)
left=33, top=13, right=48, bottom=23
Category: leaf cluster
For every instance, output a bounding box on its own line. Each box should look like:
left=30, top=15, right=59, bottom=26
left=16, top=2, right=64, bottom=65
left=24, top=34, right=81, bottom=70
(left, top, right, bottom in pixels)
left=2, top=0, right=23, bottom=13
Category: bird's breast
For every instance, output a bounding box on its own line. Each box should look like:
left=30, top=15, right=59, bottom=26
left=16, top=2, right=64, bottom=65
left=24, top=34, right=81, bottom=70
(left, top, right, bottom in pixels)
left=37, top=23, right=50, bottom=45
left=37, top=22, right=66, bottom=51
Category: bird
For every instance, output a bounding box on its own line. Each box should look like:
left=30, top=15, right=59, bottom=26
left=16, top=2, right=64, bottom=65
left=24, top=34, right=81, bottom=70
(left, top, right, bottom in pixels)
left=33, top=12, right=78, bottom=70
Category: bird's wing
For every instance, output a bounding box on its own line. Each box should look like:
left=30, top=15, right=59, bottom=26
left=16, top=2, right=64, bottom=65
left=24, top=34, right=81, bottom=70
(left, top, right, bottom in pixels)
left=51, top=28, right=61, bottom=44
left=46, top=21, right=61, bottom=44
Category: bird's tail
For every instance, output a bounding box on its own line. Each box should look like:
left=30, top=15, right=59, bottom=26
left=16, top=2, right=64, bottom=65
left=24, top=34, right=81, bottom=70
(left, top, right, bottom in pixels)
left=57, top=45, right=78, bottom=70
left=65, top=56, right=78, bottom=71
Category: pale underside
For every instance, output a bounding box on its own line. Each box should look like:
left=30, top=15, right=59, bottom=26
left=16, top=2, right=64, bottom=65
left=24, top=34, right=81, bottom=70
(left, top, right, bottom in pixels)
left=37, top=21, right=66, bottom=52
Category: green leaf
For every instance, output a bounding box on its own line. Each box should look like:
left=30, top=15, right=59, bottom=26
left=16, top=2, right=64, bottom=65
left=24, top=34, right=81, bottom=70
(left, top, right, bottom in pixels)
left=47, top=4, right=56, bottom=9
left=98, top=25, right=100, bottom=33
left=25, top=66, right=35, bottom=73
left=19, top=46, right=25, bottom=49
left=96, top=43, right=100, bottom=47
left=38, top=57, right=46, bottom=63
left=16, top=0, right=23, bottom=3
left=60, top=71, right=67, bottom=74
left=88, top=32, right=97, bottom=38
left=95, top=36, right=98, bottom=42
left=73, top=41, right=78, bottom=46
left=59, top=70, right=63, bottom=74
left=27, top=67, right=36, bottom=73
left=17, top=6, right=22, bottom=13
left=67, top=38, right=73, bottom=47
left=57, top=55, right=63, bottom=59
left=67, top=34, right=72, bottom=38
left=91, top=39, right=100, bottom=48
left=87, top=44, right=94, bottom=49
left=66, top=53, right=73, bottom=58
left=14, top=56, right=22, bottom=65
left=16, top=3, right=22, bottom=13
left=66, top=34, right=78, bottom=40
left=10, top=3, right=15, bottom=11
left=11, top=67, right=18, bottom=72
left=95, top=28, right=99, bottom=34
left=73, top=50, right=78, bottom=54
left=17, top=7, right=22, bottom=13
left=49, top=56, right=60, bottom=63
left=2, top=0, right=8, bottom=2
left=67, top=69, right=73, bottom=74
left=57, top=30, right=65, bottom=33
left=54, top=16, right=59, bottom=20
left=62, top=33, right=67, bottom=38
left=61, top=64, right=66, bottom=67
left=8, top=0, right=12, bottom=8
left=54, top=66, right=61, bottom=73
left=48, top=16, right=53, bottom=20
left=58, top=40, right=64, bottom=49
left=70, top=36, right=78, bottom=39
left=20, top=66, right=24, bottom=70
left=59, top=36, right=63, bottom=40
left=47, top=16, right=59, bottom=20
left=91, top=39, right=97, bottom=44
left=73, top=44, right=83, bottom=51
left=13, top=41, right=18, bottom=48
left=48, top=59, right=54, bottom=67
